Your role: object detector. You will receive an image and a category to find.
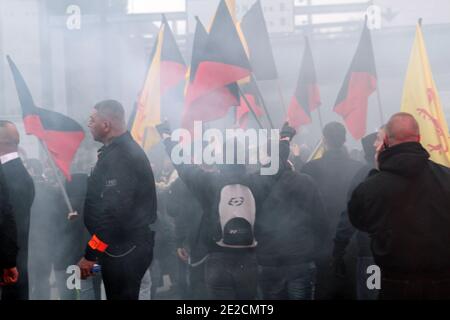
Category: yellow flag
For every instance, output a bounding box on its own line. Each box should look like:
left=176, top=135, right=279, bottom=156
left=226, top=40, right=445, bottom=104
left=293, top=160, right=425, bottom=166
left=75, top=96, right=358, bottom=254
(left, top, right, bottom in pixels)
left=401, top=24, right=450, bottom=167
left=130, top=25, right=164, bottom=151
left=307, top=139, right=324, bottom=162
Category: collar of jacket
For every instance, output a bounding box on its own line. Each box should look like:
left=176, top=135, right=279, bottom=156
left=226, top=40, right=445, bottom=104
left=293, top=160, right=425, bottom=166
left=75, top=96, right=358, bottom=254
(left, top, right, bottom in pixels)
left=97, top=131, right=131, bottom=159
left=322, top=147, right=349, bottom=160
left=379, top=142, right=430, bottom=177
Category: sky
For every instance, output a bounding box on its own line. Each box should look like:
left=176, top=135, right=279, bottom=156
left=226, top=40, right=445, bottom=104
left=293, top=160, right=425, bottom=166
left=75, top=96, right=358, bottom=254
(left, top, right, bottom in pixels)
left=127, top=0, right=186, bottom=14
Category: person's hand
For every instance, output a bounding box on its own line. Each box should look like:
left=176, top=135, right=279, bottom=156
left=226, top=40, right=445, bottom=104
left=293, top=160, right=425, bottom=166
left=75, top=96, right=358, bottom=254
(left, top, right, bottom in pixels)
left=177, top=248, right=189, bottom=263
left=78, top=257, right=96, bottom=280
left=291, top=143, right=301, bottom=157
left=375, top=140, right=386, bottom=170
left=331, top=257, right=346, bottom=278
left=1, top=267, right=19, bottom=285
left=156, top=120, right=171, bottom=139
left=280, top=122, right=296, bottom=141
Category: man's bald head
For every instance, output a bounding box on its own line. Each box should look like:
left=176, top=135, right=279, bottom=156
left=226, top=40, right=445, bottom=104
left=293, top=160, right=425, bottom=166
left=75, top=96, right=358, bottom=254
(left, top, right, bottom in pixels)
left=88, top=100, right=126, bottom=144
left=0, top=120, right=20, bottom=154
left=385, top=112, right=420, bottom=146
left=94, top=100, right=126, bottom=128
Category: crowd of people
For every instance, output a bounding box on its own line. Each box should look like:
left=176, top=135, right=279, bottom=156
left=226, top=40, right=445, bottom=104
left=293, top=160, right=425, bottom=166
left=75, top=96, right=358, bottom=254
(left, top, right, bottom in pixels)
left=0, top=99, right=449, bottom=300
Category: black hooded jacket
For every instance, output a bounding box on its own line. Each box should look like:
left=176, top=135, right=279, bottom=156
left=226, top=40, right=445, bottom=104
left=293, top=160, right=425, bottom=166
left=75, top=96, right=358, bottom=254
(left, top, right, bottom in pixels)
left=348, top=142, right=450, bottom=274
left=301, top=148, right=363, bottom=253
left=163, top=139, right=291, bottom=254
left=255, top=168, right=328, bottom=266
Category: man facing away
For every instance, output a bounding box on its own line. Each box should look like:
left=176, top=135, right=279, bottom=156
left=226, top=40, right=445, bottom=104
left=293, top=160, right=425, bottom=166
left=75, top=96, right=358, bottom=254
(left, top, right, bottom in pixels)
left=78, top=100, right=157, bottom=300
left=349, top=112, right=450, bottom=299
left=301, top=122, right=363, bottom=299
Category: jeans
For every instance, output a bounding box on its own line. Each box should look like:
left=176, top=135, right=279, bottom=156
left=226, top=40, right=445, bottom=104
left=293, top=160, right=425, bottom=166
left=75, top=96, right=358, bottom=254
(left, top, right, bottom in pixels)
left=205, top=251, right=257, bottom=300
left=99, top=238, right=153, bottom=300
left=356, top=256, right=379, bottom=300
left=258, top=262, right=316, bottom=300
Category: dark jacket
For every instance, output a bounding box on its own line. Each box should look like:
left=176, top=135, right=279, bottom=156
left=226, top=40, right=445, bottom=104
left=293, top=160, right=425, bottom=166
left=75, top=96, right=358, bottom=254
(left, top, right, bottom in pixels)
left=166, top=176, right=207, bottom=263
left=2, top=158, right=35, bottom=264
left=290, top=155, right=305, bottom=172
left=333, top=163, right=373, bottom=258
left=301, top=148, right=363, bottom=252
left=163, top=139, right=291, bottom=254
left=1, top=158, right=34, bottom=299
left=348, top=142, right=450, bottom=274
left=84, top=132, right=157, bottom=260
left=255, top=168, right=328, bottom=266
left=0, top=165, right=18, bottom=269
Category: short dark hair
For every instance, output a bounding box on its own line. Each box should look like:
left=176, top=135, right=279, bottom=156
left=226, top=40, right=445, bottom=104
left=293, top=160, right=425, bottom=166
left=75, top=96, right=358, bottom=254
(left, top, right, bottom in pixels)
left=93, top=100, right=125, bottom=123
left=323, top=122, right=346, bottom=149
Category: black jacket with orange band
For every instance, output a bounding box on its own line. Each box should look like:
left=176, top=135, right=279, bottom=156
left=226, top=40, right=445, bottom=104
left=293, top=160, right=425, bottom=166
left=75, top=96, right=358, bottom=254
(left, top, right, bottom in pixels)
left=83, top=132, right=157, bottom=261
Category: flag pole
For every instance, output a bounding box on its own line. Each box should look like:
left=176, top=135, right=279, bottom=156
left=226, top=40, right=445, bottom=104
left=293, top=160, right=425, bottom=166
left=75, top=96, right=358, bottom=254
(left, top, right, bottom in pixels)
left=366, top=14, right=385, bottom=126
left=317, top=108, right=324, bottom=131
left=251, top=75, right=275, bottom=129
left=237, top=85, right=265, bottom=129
left=276, top=79, right=287, bottom=117
left=39, top=140, right=77, bottom=220
left=375, top=85, right=385, bottom=126
left=307, top=138, right=323, bottom=162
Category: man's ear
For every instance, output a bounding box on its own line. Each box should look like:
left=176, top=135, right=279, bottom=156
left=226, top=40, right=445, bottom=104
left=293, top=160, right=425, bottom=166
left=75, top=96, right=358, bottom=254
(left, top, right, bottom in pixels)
left=416, top=134, right=421, bottom=142
left=383, top=135, right=390, bottom=147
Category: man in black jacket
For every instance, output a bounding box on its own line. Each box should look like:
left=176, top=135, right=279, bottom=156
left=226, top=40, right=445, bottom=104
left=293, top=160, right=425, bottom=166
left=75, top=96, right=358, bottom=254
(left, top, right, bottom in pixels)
left=166, top=175, right=208, bottom=299
left=255, top=135, right=328, bottom=300
left=157, top=122, right=296, bottom=300
left=332, top=129, right=384, bottom=300
left=349, top=112, right=450, bottom=299
left=0, top=121, right=35, bottom=300
left=78, top=100, right=157, bottom=300
left=0, top=165, right=19, bottom=288
left=301, top=122, right=363, bottom=299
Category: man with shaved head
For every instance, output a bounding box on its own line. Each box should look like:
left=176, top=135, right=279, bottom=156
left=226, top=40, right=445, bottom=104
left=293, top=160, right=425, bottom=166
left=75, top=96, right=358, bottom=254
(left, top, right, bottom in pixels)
left=0, top=120, right=35, bottom=300
left=79, top=100, right=157, bottom=300
left=348, top=112, right=450, bottom=299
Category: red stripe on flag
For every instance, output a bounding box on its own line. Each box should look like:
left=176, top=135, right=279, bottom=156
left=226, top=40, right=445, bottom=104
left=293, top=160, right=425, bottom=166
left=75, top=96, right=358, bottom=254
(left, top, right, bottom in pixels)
left=24, top=114, right=84, bottom=181
left=182, top=85, right=239, bottom=139
left=334, top=72, right=376, bottom=140
left=308, top=84, right=321, bottom=112
left=287, top=96, right=312, bottom=129
left=186, top=61, right=250, bottom=106
left=237, top=94, right=263, bottom=129
left=160, top=61, right=187, bottom=96
left=43, top=130, right=84, bottom=180
left=23, top=114, right=45, bottom=138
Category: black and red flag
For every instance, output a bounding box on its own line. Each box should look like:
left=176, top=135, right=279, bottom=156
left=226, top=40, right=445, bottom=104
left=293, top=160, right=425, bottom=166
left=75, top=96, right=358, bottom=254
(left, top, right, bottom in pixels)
left=333, top=19, right=377, bottom=140
left=240, top=0, right=278, bottom=81
left=182, top=15, right=241, bottom=130
left=236, top=78, right=264, bottom=129
left=7, top=55, right=85, bottom=181
left=288, top=37, right=321, bottom=129
left=185, top=0, right=251, bottom=116
left=160, top=15, right=187, bottom=96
